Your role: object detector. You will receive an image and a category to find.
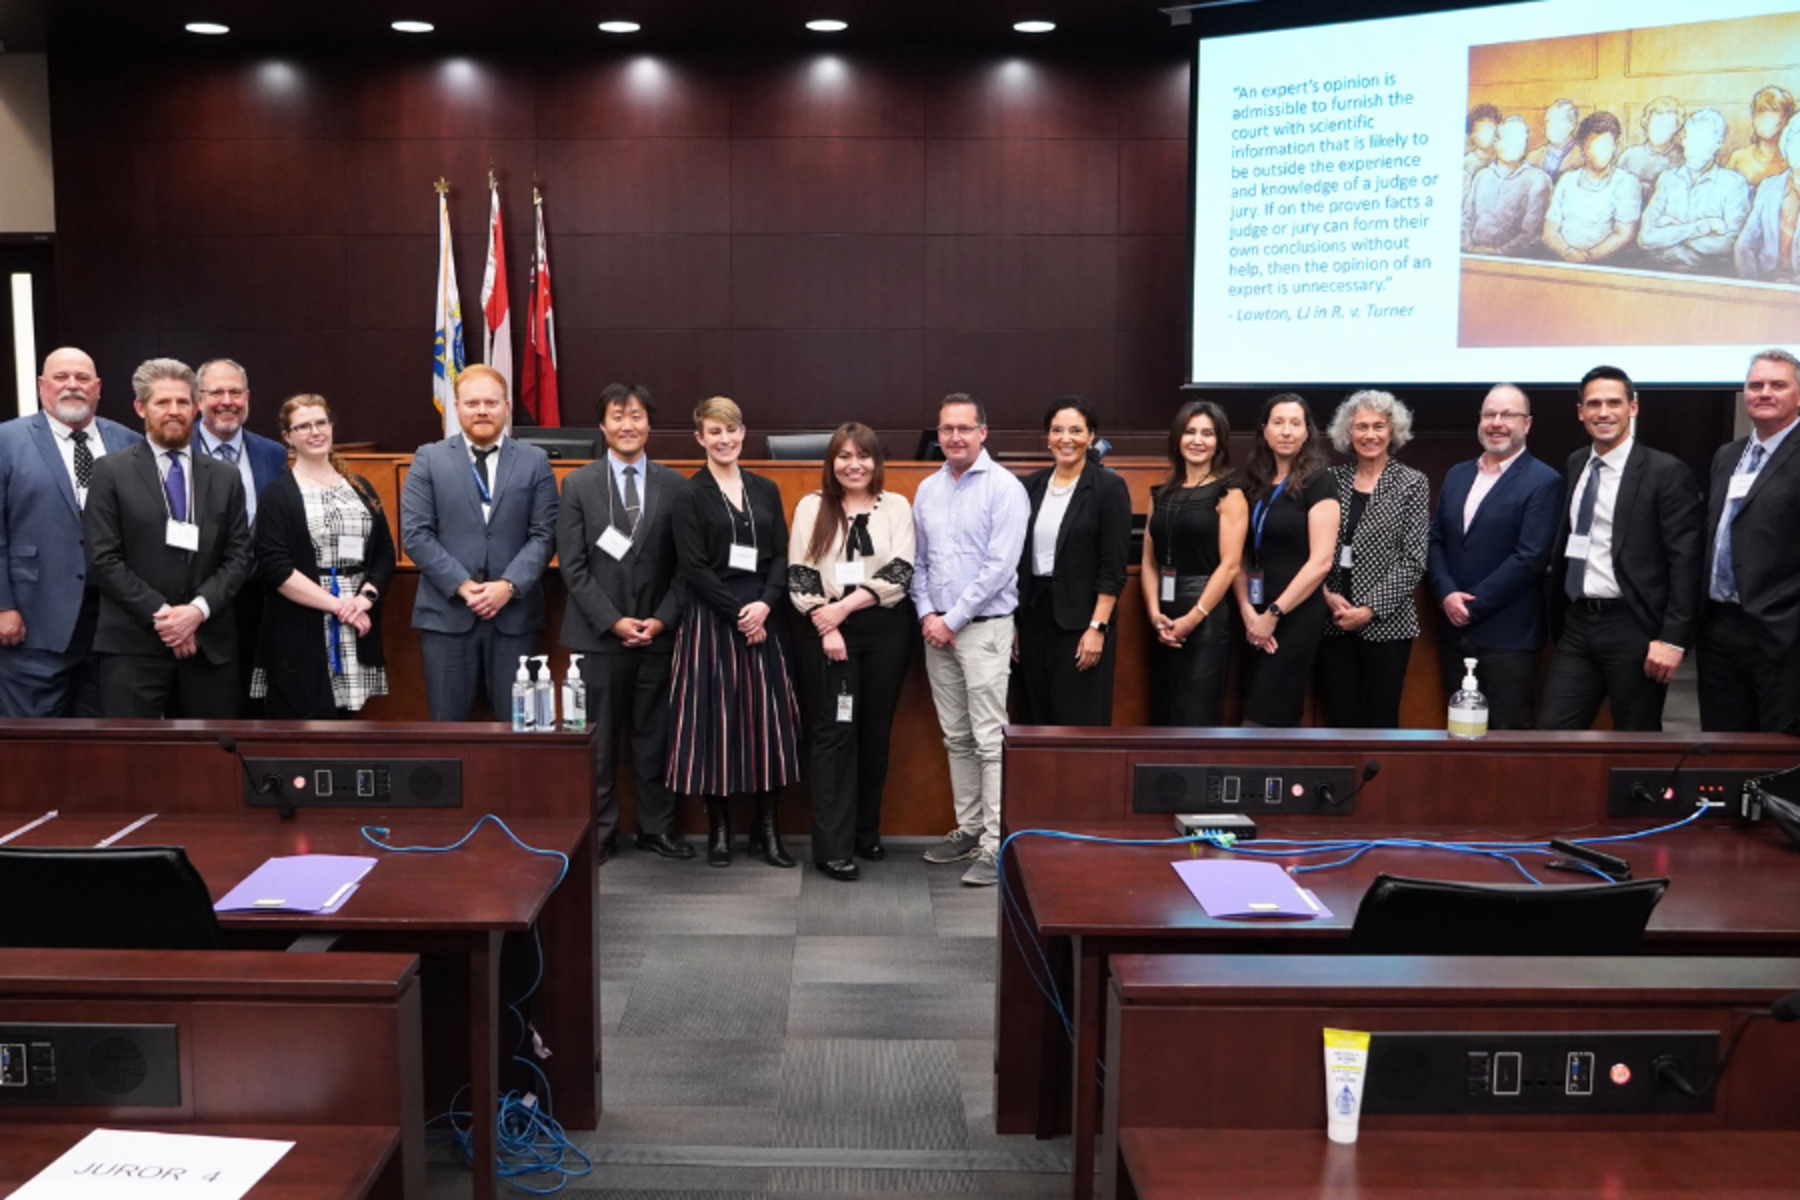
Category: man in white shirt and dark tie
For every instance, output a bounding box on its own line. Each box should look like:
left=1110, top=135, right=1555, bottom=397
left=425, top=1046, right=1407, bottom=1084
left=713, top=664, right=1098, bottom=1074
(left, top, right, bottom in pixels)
left=1539, top=365, right=1702, bottom=731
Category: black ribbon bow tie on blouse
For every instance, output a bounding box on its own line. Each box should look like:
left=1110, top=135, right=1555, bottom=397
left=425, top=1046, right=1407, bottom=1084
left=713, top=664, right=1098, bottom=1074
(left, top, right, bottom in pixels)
left=847, top=513, right=874, bottom=558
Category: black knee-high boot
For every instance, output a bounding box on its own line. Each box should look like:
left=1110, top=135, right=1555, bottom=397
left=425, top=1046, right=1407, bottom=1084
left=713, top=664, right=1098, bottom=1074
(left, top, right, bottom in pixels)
left=746, top=791, right=796, bottom=868
left=705, top=797, right=731, bottom=867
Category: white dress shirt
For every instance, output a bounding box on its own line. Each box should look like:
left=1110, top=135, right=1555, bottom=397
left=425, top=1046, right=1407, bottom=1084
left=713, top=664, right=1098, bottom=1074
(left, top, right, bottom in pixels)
left=465, top=435, right=506, bottom=523
left=1568, top=437, right=1633, bottom=600
left=43, top=411, right=110, bottom=509
left=153, top=443, right=210, bottom=620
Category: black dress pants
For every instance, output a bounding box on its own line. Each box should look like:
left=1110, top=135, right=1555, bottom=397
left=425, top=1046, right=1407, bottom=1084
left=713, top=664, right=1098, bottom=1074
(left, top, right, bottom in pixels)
left=98, top=650, right=238, bottom=719
left=591, top=647, right=679, bottom=842
left=1436, top=637, right=1537, bottom=730
left=1241, top=596, right=1328, bottom=728
left=1538, top=602, right=1667, bottom=732
left=1017, top=590, right=1116, bottom=726
left=1697, top=603, right=1800, bottom=734
left=1317, top=634, right=1413, bottom=729
left=1150, top=574, right=1233, bottom=726
left=797, top=604, right=913, bottom=862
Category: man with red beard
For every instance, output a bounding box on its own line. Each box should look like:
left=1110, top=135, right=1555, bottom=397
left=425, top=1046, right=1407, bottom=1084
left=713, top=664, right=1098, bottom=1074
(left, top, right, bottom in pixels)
left=0, top=347, right=142, bottom=716
left=84, top=357, right=253, bottom=718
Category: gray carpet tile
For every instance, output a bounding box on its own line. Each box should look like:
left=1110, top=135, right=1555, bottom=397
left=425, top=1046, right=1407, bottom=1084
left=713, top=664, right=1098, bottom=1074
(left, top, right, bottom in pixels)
left=796, top=860, right=939, bottom=937
left=766, top=1168, right=979, bottom=1194
left=601, top=980, right=632, bottom=1034
left=601, top=932, right=651, bottom=983
left=774, top=1039, right=968, bottom=1151
left=786, top=983, right=995, bottom=1041
left=791, top=937, right=994, bottom=985
left=924, top=883, right=1000, bottom=939
left=565, top=1183, right=767, bottom=1198
left=592, top=1106, right=779, bottom=1148
left=601, top=893, right=799, bottom=938
left=619, top=935, right=795, bottom=1039
left=604, top=851, right=807, bottom=897
left=604, top=1039, right=784, bottom=1108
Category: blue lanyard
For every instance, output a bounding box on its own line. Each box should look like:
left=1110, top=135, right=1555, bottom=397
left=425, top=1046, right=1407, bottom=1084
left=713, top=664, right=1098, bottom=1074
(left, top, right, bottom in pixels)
left=326, top=567, right=342, bottom=676
left=469, top=455, right=493, bottom=505
left=1251, top=477, right=1288, bottom=554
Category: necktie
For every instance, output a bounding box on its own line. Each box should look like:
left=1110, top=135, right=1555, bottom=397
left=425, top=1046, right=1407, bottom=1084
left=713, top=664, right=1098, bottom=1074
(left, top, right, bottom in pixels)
left=622, top=465, right=641, bottom=535
left=70, top=429, right=93, bottom=490
left=1712, top=442, right=1767, bottom=603
left=1564, top=455, right=1602, bottom=600
left=472, top=446, right=494, bottom=494
left=214, top=442, right=239, bottom=465
left=164, top=451, right=188, bottom=523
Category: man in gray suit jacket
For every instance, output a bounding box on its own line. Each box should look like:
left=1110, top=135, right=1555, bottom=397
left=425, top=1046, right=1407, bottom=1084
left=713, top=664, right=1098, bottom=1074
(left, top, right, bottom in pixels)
left=401, top=364, right=558, bottom=721
left=558, top=384, right=688, bottom=859
left=0, top=347, right=143, bottom=716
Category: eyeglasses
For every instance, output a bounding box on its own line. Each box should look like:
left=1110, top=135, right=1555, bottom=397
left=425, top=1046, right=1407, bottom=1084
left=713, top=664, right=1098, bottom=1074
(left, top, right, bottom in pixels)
left=287, top=419, right=331, bottom=435
left=201, top=388, right=248, bottom=400
left=1480, top=411, right=1529, bottom=423
left=937, top=425, right=982, bottom=439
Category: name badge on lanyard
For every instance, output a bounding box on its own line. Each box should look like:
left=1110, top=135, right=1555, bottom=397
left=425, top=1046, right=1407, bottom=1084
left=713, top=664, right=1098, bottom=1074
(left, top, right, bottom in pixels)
left=836, top=560, right=866, bottom=587
left=836, top=682, right=854, bottom=723
left=1565, top=533, right=1591, bottom=560
left=1160, top=569, right=1176, bottom=604
left=1247, top=572, right=1266, bottom=606
left=1338, top=545, right=1354, bottom=569
left=729, top=543, right=758, bottom=572
left=165, top=520, right=199, bottom=552
left=1728, top=473, right=1754, bottom=501
left=338, top=534, right=366, bottom=561
left=598, top=526, right=633, bottom=560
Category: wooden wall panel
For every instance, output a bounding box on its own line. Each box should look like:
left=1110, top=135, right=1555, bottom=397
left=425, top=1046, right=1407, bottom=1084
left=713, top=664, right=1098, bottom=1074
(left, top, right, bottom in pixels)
left=1117, top=236, right=1188, bottom=331
left=50, top=45, right=1195, bottom=448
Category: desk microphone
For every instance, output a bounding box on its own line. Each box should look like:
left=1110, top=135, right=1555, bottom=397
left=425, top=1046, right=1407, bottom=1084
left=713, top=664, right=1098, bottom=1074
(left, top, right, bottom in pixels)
left=1319, top=759, right=1381, bottom=808
left=218, top=735, right=293, bottom=820
left=1630, top=742, right=1713, bottom=808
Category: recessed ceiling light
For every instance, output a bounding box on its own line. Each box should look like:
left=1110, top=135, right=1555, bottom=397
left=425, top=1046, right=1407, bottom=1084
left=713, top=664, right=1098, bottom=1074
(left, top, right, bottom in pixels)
left=185, top=21, right=229, bottom=35
left=391, top=20, right=434, bottom=34
left=598, top=20, right=641, bottom=33
left=1014, top=20, right=1056, bottom=33
left=806, top=19, right=848, bottom=32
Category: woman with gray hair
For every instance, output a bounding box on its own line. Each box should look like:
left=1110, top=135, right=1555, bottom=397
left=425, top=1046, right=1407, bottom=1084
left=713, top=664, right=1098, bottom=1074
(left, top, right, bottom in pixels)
left=1317, top=390, right=1430, bottom=727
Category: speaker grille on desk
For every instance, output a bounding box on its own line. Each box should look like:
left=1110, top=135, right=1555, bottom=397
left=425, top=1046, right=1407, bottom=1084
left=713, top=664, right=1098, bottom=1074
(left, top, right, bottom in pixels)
left=411, top=765, right=445, bottom=801
left=86, top=1037, right=149, bottom=1095
left=1150, top=770, right=1191, bottom=808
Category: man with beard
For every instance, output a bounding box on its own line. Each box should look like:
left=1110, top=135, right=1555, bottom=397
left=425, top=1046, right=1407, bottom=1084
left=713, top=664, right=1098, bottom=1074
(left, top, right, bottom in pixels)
left=84, top=358, right=253, bottom=718
left=0, top=347, right=142, bottom=716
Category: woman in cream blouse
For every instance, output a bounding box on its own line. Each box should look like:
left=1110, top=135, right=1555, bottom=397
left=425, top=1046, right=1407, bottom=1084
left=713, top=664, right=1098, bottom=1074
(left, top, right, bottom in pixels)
left=788, top=422, right=917, bottom=882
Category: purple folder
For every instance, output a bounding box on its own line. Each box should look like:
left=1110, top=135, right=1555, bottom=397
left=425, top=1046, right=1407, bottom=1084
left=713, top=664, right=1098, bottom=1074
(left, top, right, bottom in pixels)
left=214, top=855, right=377, bottom=914
left=1172, top=859, right=1332, bottom=919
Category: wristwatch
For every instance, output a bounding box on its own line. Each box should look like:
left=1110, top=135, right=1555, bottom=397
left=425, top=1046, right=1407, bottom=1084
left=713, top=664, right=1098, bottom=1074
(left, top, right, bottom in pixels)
left=1267, top=602, right=1285, bottom=618
left=1088, top=619, right=1109, bottom=633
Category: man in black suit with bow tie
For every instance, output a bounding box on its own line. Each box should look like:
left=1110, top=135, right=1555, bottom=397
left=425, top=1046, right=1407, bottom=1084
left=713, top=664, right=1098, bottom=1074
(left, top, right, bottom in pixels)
left=1539, top=365, right=1702, bottom=731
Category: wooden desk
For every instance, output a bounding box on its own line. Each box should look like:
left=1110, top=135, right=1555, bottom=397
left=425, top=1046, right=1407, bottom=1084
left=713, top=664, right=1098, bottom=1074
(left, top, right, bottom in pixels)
left=0, top=813, right=588, bottom=1200
left=0, top=1124, right=401, bottom=1200
left=1001, top=819, right=1800, bottom=1200
left=1117, top=1129, right=1800, bottom=1200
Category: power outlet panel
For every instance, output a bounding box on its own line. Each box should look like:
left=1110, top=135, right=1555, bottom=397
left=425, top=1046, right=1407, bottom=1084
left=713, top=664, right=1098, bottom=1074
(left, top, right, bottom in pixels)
left=242, top=757, right=462, bottom=809
left=1605, top=768, right=1768, bottom=819
left=1363, top=1031, right=1717, bottom=1115
left=1134, top=763, right=1358, bottom=816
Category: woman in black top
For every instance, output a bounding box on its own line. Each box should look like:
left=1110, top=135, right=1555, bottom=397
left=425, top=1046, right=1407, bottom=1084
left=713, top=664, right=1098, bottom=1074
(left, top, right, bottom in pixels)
left=668, top=396, right=802, bottom=868
left=1017, top=397, right=1134, bottom=726
left=1142, top=400, right=1248, bottom=725
left=1319, top=390, right=1430, bottom=728
left=251, top=395, right=395, bottom=720
left=1232, top=393, right=1340, bottom=727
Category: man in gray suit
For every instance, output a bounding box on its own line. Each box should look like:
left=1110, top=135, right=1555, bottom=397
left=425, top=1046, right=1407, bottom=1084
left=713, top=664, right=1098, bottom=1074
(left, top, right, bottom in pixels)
left=558, top=384, right=688, bottom=860
left=0, top=347, right=143, bottom=716
left=401, top=364, right=558, bottom=721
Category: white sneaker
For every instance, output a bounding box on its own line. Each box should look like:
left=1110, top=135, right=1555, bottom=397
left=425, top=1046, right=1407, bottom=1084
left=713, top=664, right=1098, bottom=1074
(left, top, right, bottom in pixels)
left=923, top=828, right=982, bottom=864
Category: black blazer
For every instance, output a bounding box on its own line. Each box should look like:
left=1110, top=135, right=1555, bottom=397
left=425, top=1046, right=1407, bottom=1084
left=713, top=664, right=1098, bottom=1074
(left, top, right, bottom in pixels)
left=1705, top=427, right=1800, bottom=651
left=251, top=471, right=396, bottom=717
left=1552, top=442, right=1703, bottom=648
left=557, top=457, right=686, bottom=655
left=1018, top=464, right=1133, bottom=632
left=84, top=440, right=253, bottom=664
left=672, top=467, right=788, bottom=618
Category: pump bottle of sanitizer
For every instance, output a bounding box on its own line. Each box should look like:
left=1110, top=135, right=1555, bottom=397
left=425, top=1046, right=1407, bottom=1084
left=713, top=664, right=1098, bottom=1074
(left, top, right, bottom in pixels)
left=1447, top=657, right=1488, bottom=739
left=511, top=656, right=535, bottom=733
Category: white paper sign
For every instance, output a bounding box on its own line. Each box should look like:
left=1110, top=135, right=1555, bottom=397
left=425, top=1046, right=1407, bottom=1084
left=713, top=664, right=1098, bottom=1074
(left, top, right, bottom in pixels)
left=10, top=1129, right=294, bottom=1200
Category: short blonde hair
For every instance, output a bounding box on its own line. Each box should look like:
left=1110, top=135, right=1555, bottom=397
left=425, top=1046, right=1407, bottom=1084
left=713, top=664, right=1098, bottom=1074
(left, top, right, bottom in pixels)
left=694, top=395, right=742, bottom=429
left=454, top=364, right=509, bottom=400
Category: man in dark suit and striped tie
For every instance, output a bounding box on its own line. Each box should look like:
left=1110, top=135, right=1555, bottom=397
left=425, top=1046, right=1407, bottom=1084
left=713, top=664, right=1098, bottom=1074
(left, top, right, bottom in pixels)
left=1539, top=365, right=1702, bottom=731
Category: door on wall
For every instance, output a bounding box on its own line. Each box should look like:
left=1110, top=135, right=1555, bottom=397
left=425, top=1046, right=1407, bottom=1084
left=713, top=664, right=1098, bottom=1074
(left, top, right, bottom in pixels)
left=0, top=239, right=55, bottom=421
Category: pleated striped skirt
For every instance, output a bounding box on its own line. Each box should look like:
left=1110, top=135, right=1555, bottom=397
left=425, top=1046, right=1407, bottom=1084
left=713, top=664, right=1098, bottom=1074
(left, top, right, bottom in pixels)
left=667, top=579, right=803, bottom=796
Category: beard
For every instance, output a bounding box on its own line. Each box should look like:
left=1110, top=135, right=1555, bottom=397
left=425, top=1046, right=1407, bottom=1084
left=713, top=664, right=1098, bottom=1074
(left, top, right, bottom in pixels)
left=147, top=417, right=193, bottom=450
left=48, top=393, right=95, bottom=427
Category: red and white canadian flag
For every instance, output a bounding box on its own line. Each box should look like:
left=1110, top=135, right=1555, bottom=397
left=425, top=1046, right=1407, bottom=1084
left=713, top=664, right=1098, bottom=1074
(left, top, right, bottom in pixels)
left=479, top=173, right=513, bottom=425
left=520, top=187, right=560, bottom=426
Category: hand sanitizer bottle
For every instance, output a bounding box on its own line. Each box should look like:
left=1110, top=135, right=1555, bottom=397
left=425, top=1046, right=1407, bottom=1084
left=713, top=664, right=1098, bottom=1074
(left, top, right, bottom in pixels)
left=511, top=656, right=535, bottom=733
left=562, top=654, right=588, bottom=732
left=532, top=655, right=556, bottom=732
left=1448, top=657, right=1488, bottom=739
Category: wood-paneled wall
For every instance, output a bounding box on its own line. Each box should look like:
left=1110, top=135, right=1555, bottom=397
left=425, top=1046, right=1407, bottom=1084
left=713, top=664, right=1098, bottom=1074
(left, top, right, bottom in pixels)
left=47, top=46, right=1192, bottom=451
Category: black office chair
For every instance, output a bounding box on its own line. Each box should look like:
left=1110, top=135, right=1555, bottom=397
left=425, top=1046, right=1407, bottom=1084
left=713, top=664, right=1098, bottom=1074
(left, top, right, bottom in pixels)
left=0, top=846, right=223, bottom=950
left=766, top=432, right=834, bottom=460
left=1348, top=872, right=1669, bottom=956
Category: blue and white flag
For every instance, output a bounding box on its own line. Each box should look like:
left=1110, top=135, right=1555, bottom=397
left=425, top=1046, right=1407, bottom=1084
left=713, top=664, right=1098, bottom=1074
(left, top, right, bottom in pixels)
left=432, top=178, right=465, bottom=437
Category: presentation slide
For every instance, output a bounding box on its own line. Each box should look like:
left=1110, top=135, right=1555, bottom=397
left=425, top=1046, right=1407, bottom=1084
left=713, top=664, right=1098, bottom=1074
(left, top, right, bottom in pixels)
left=1191, top=0, right=1800, bottom=387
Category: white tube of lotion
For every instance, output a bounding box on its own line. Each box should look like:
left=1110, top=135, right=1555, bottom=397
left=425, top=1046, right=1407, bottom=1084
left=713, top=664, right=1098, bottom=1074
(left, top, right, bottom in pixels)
left=1323, top=1028, right=1371, bottom=1144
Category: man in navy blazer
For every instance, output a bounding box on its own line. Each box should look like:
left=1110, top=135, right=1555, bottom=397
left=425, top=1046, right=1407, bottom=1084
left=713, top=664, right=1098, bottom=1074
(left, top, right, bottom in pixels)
left=192, top=359, right=288, bottom=710
left=0, top=347, right=143, bottom=716
left=1427, top=384, right=1566, bottom=728
left=401, top=364, right=558, bottom=721
left=1698, top=348, right=1800, bottom=732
